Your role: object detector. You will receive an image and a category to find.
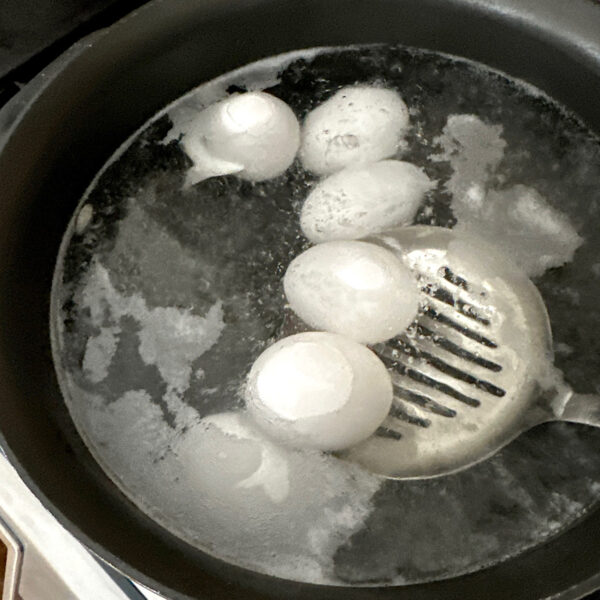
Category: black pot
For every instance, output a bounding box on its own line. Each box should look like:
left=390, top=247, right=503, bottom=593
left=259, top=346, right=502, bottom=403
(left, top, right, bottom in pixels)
left=1, top=1, right=600, bottom=598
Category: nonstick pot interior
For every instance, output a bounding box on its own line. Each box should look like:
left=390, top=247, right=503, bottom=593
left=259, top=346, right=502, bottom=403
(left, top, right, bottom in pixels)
left=1, top=1, right=600, bottom=599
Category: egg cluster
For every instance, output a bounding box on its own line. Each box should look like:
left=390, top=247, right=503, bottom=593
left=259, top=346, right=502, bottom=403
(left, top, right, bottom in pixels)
left=184, top=86, right=433, bottom=452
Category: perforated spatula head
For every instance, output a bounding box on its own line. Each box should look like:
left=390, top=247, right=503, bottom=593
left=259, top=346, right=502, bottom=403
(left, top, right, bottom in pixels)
left=342, top=226, right=556, bottom=479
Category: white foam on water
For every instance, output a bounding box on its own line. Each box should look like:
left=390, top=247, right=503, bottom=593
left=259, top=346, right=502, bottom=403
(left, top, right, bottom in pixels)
left=432, top=114, right=506, bottom=197
left=82, top=325, right=120, bottom=383
left=80, top=260, right=224, bottom=424
left=433, top=114, right=583, bottom=277
left=453, top=183, right=583, bottom=277
left=66, top=380, right=382, bottom=582
left=61, top=258, right=382, bottom=584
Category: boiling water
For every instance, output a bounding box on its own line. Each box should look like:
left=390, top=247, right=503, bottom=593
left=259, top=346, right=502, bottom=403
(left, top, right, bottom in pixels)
left=51, top=45, right=600, bottom=586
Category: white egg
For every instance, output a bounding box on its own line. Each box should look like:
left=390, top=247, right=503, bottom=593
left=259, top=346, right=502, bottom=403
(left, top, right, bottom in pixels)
left=301, top=160, right=434, bottom=243
left=173, top=412, right=291, bottom=504
left=299, top=86, right=410, bottom=176
left=284, top=241, right=420, bottom=344
left=246, top=332, right=393, bottom=451
left=183, top=91, right=300, bottom=183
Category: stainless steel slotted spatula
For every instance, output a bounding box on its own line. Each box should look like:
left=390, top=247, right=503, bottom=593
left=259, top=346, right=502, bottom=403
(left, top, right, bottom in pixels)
left=342, top=225, right=600, bottom=479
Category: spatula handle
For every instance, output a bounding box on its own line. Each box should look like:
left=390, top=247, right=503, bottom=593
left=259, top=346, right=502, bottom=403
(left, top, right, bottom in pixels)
left=558, top=393, right=600, bottom=428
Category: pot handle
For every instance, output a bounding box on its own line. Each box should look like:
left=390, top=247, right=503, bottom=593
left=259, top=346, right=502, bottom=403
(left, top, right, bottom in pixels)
left=0, top=450, right=147, bottom=599
left=0, top=515, right=22, bottom=600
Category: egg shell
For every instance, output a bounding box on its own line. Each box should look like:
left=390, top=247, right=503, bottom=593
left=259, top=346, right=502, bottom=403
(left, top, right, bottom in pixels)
left=184, top=91, right=300, bottom=182
left=301, top=160, right=434, bottom=243
left=284, top=240, right=420, bottom=344
left=300, top=86, right=410, bottom=176
left=246, top=332, right=393, bottom=451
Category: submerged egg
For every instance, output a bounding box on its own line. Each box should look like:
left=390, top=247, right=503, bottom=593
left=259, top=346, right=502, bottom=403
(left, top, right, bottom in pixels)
left=299, top=86, right=410, bottom=175
left=173, top=412, right=291, bottom=504
left=183, top=91, right=300, bottom=183
left=246, top=332, right=393, bottom=451
left=301, top=160, right=434, bottom=243
left=284, top=241, right=420, bottom=344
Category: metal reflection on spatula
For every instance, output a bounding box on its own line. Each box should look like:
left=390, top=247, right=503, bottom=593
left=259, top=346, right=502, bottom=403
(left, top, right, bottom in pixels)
left=338, top=225, right=600, bottom=479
